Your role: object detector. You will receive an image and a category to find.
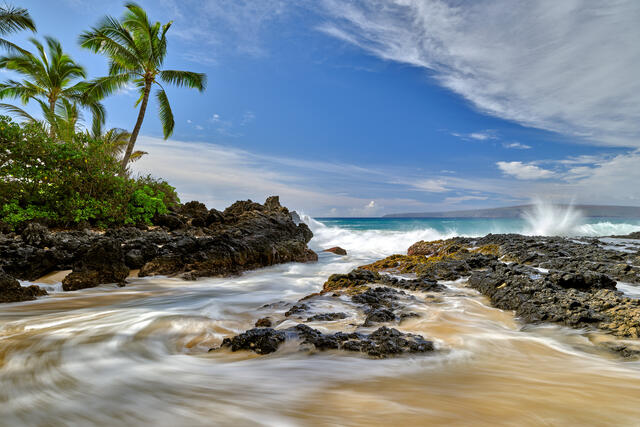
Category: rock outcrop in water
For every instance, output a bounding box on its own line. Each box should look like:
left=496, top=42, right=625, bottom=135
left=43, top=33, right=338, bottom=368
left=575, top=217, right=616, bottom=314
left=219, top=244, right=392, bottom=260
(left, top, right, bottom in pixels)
left=217, top=325, right=435, bottom=358
left=361, top=235, right=640, bottom=341
left=0, top=196, right=316, bottom=299
left=215, top=232, right=640, bottom=359
left=216, top=262, right=445, bottom=358
left=62, top=238, right=129, bottom=291
left=0, top=267, right=47, bottom=303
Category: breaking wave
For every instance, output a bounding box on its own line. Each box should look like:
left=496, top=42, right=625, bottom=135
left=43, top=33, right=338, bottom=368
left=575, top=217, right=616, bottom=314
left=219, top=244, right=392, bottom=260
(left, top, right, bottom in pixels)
left=302, top=201, right=640, bottom=257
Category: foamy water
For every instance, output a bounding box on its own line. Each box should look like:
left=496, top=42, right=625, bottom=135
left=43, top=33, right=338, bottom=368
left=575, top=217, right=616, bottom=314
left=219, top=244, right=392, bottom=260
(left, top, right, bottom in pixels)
left=3, top=205, right=640, bottom=425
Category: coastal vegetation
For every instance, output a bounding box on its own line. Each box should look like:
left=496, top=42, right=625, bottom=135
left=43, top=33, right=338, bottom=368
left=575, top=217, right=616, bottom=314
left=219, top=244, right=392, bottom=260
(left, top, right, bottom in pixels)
left=0, top=3, right=204, bottom=230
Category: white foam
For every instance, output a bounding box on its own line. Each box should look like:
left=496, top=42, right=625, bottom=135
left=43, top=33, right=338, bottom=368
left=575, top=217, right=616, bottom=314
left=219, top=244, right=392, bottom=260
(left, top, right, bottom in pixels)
left=302, top=215, right=452, bottom=258
left=521, top=200, right=585, bottom=236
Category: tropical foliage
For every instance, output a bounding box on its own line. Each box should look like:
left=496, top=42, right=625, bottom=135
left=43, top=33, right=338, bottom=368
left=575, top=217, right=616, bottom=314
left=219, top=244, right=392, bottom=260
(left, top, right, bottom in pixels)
left=0, top=3, right=206, bottom=230
left=0, top=115, right=177, bottom=229
left=80, top=2, right=206, bottom=168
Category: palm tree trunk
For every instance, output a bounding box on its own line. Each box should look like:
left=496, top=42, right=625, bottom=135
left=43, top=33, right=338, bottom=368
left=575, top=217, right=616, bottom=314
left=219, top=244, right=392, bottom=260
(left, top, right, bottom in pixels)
left=120, top=82, right=151, bottom=173
left=48, top=98, right=56, bottom=138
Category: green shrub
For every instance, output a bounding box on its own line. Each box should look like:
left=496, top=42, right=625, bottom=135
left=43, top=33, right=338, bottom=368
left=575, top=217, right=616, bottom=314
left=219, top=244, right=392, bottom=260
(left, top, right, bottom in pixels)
left=0, top=116, right=179, bottom=229
left=127, top=185, right=169, bottom=225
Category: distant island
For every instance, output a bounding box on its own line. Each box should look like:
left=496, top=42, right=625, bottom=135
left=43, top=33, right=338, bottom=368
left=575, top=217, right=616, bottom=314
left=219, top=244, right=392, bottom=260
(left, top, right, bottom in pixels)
left=383, top=204, right=640, bottom=218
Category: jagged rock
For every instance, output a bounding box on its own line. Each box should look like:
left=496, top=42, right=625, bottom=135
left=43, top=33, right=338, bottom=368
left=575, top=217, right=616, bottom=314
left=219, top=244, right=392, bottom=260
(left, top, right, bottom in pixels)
left=467, top=262, right=640, bottom=338
left=104, top=226, right=143, bottom=240
left=205, top=208, right=225, bottom=226
left=21, top=223, right=51, bottom=247
left=154, top=213, right=185, bottom=231
left=62, top=238, right=129, bottom=291
left=323, top=246, right=347, bottom=256
left=255, top=317, right=273, bottom=327
left=180, top=201, right=208, bottom=218
left=547, top=271, right=617, bottom=291
left=220, top=328, right=286, bottom=355
left=139, top=197, right=317, bottom=278
left=323, top=269, right=381, bottom=293
left=284, top=303, right=309, bottom=317
left=364, top=308, right=396, bottom=325
left=216, top=324, right=435, bottom=358
left=0, top=268, right=47, bottom=303
left=0, top=196, right=316, bottom=297
left=306, top=312, right=348, bottom=322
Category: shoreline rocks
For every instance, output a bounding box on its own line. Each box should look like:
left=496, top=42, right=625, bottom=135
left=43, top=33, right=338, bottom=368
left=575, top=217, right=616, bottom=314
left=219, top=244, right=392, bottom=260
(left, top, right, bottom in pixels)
left=215, top=325, right=435, bottom=358
left=361, top=235, right=640, bottom=341
left=0, top=196, right=317, bottom=300
left=0, top=268, right=47, bottom=303
left=323, top=246, right=347, bottom=256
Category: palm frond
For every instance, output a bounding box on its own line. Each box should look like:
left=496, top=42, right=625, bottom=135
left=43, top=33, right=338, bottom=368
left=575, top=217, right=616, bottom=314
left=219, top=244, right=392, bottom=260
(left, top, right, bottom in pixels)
left=159, top=70, right=206, bottom=91
left=83, top=73, right=135, bottom=100
left=0, top=38, right=29, bottom=55
left=0, top=5, right=36, bottom=34
left=155, top=88, right=174, bottom=138
left=0, top=102, right=36, bottom=122
left=128, top=150, right=147, bottom=162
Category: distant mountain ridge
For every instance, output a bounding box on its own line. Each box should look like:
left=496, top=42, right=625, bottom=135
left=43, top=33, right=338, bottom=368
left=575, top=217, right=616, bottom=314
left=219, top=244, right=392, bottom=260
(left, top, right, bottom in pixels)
left=383, top=204, right=640, bottom=219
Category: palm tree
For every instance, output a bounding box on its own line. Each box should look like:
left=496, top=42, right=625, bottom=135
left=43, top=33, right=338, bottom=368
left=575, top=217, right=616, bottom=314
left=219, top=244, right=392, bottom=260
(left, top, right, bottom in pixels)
left=0, top=36, right=105, bottom=137
left=79, top=2, right=206, bottom=170
left=0, top=5, right=36, bottom=53
left=90, top=124, right=147, bottom=169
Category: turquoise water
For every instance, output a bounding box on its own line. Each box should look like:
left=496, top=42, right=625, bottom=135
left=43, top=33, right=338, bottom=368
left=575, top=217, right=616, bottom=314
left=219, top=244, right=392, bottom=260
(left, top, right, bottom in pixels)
left=316, top=217, right=526, bottom=235
left=315, top=216, right=640, bottom=236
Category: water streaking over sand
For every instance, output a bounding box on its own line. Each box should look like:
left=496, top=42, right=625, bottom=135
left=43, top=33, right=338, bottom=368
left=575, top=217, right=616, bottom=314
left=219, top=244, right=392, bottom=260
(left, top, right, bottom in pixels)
left=3, top=209, right=640, bottom=425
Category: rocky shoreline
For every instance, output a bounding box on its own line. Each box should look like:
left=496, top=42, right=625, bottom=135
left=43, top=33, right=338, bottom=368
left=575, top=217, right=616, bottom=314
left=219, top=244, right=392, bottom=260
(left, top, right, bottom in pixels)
left=0, top=196, right=317, bottom=301
left=5, top=204, right=640, bottom=359
left=218, top=233, right=640, bottom=359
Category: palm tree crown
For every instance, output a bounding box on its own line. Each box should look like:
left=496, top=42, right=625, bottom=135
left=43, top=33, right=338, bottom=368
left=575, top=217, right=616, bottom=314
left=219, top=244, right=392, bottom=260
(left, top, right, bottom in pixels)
left=0, top=5, right=36, bottom=53
left=0, top=36, right=105, bottom=137
left=79, top=2, right=206, bottom=169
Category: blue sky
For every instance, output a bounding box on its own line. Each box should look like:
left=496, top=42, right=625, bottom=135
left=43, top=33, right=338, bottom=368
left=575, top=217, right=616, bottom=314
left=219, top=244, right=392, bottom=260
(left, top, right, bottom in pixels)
left=12, top=1, right=640, bottom=216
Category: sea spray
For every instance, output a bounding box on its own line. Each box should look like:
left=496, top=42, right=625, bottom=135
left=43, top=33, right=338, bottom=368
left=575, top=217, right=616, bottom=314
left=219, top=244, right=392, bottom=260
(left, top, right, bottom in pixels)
left=522, top=200, right=585, bottom=236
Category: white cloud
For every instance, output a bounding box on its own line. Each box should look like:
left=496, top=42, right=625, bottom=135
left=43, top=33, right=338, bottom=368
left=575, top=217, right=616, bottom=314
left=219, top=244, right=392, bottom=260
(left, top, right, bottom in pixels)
left=503, top=142, right=531, bottom=150
left=320, top=0, right=640, bottom=147
left=469, top=132, right=494, bottom=141
left=496, top=161, right=555, bottom=180
left=195, top=125, right=204, bottom=130
left=410, top=179, right=449, bottom=193
left=451, top=130, right=497, bottom=141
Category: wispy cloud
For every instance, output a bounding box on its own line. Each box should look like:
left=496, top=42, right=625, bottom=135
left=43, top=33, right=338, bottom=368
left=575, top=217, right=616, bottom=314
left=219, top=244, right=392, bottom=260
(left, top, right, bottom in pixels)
left=320, top=0, right=640, bottom=147
left=503, top=142, right=531, bottom=150
left=163, top=0, right=297, bottom=62
left=410, top=179, right=449, bottom=193
left=496, top=161, right=555, bottom=180
left=451, top=130, right=497, bottom=141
